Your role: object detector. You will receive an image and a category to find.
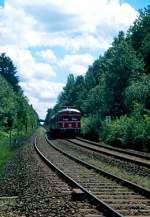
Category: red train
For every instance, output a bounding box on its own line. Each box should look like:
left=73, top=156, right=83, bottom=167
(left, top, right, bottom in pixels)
left=49, top=107, right=81, bottom=136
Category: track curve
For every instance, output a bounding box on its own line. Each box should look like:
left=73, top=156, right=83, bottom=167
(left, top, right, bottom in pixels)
left=68, top=138, right=150, bottom=168
left=34, top=133, right=150, bottom=217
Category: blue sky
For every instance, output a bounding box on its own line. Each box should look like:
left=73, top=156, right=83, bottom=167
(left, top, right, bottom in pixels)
left=0, top=1, right=149, bottom=118
left=1, top=0, right=149, bottom=10
left=122, top=0, right=149, bottom=10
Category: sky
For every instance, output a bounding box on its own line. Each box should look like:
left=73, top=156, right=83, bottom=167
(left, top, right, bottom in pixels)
left=0, top=0, right=149, bottom=118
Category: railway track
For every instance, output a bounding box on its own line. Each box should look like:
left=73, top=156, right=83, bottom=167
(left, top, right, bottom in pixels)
left=68, top=138, right=150, bottom=168
left=49, top=138, right=150, bottom=189
left=75, top=137, right=150, bottom=160
left=35, top=134, right=150, bottom=217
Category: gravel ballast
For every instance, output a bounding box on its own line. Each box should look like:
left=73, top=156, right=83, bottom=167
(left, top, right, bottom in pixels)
left=0, top=129, right=103, bottom=217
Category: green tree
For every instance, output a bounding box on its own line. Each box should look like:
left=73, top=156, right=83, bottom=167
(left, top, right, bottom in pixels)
left=47, top=6, right=150, bottom=148
left=104, top=31, right=143, bottom=117
left=81, top=84, right=105, bottom=116
left=58, top=74, right=76, bottom=107
left=124, top=74, right=150, bottom=111
left=84, top=58, right=104, bottom=90
left=45, top=108, right=53, bottom=126
left=128, top=6, right=150, bottom=73
left=0, top=53, right=20, bottom=92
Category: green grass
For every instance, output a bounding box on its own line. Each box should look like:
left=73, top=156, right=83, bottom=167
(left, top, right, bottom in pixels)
left=0, top=137, right=12, bottom=173
left=89, top=159, right=150, bottom=189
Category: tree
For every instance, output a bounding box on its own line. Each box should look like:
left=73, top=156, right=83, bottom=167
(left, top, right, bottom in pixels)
left=128, top=6, right=150, bottom=73
left=0, top=53, right=20, bottom=92
left=57, top=74, right=76, bottom=107
left=104, top=31, right=143, bottom=117
left=81, top=85, right=105, bottom=116
left=0, top=73, right=38, bottom=137
left=45, top=108, right=53, bottom=125
left=124, top=74, right=150, bottom=111
left=84, top=58, right=104, bottom=90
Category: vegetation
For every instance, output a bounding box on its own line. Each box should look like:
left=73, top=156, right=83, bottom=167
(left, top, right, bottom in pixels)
left=102, top=104, right=150, bottom=151
left=45, top=6, right=150, bottom=151
left=0, top=138, right=11, bottom=169
left=0, top=53, right=38, bottom=170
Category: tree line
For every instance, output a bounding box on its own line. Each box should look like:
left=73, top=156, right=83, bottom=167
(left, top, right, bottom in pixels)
left=0, top=53, right=38, bottom=142
left=45, top=6, right=150, bottom=151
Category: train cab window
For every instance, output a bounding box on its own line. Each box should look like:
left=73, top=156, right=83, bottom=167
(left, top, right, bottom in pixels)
left=59, top=116, right=70, bottom=121
left=62, top=116, right=69, bottom=121
left=71, top=117, right=79, bottom=121
left=59, top=116, right=80, bottom=121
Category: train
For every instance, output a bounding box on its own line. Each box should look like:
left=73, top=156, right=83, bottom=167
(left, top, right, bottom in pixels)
left=49, top=107, right=81, bottom=136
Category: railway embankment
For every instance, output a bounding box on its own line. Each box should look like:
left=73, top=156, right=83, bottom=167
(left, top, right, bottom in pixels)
left=0, top=128, right=103, bottom=217
left=36, top=130, right=150, bottom=216
left=53, top=139, right=150, bottom=189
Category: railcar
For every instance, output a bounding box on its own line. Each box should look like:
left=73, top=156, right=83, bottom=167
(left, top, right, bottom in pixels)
left=49, top=108, right=81, bottom=136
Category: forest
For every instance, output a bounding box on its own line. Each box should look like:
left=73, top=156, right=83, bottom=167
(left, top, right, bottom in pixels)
left=45, top=6, right=150, bottom=151
left=0, top=53, right=38, bottom=168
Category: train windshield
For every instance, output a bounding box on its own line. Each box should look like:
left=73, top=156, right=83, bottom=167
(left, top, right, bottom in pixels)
left=71, top=117, right=80, bottom=121
left=59, top=116, right=80, bottom=121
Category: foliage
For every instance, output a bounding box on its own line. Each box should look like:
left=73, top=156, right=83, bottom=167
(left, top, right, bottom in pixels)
left=0, top=74, right=38, bottom=136
left=81, top=115, right=102, bottom=141
left=57, top=74, right=86, bottom=112
left=0, top=54, right=39, bottom=172
left=0, top=137, right=11, bottom=171
left=45, top=6, right=150, bottom=151
left=81, top=84, right=105, bottom=116
left=0, top=53, right=21, bottom=92
left=0, top=53, right=39, bottom=144
left=128, top=6, right=150, bottom=73
left=57, top=74, right=76, bottom=107
left=104, top=31, right=143, bottom=117
left=102, top=104, right=150, bottom=151
left=124, top=74, right=150, bottom=111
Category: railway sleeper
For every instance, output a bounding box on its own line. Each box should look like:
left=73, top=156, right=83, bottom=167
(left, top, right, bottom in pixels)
left=103, top=198, right=150, bottom=204
left=92, top=192, right=138, bottom=195
left=118, top=209, right=150, bottom=215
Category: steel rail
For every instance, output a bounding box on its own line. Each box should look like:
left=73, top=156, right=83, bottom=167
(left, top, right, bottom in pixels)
left=34, top=137, right=123, bottom=217
left=76, top=137, right=150, bottom=160
left=46, top=136, right=150, bottom=198
left=68, top=138, right=150, bottom=168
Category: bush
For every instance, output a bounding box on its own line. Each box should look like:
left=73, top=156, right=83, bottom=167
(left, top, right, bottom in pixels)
left=0, top=136, right=11, bottom=173
left=102, top=115, right=130, bottom=147
left=124, top=75, right=150, bottom=112
left=102, top=104, right=150, bottom=151
left=81, top=115, right=102, bottom=141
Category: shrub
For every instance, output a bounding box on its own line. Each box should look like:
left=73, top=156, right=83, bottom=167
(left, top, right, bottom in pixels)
left=102, top=104, right=150, bottom=151
left=81, top=115, right=102, bottom=141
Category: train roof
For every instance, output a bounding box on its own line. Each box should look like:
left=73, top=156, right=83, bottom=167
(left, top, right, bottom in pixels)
left=50, top=108, right=81, bottom=119
left=58, top=108, right=81, bottom=114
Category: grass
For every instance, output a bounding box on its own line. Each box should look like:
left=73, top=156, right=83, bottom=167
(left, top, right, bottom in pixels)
left=55, top=140, right=150, bottom=189
left=0, top=137, right=12, bottom=174
left=89, top=159, right=150, bottom=189
left=0, top=127, right=36, bottom=177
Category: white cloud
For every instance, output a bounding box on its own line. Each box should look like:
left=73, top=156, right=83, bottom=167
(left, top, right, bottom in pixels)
left=60, top=54, right=95, bottom=75
left=0, top=0, right=138, bottom=51
left=60, top=54, right=95, bottom=66
left=20, top=80, right=64, bottom=118
left=20, top=80, right=64, bottom=100
left=0, top=0, right=138, bottom=117
left=27, top=96, right=55, bottom=119
left=0, top=46, right=56, bottom=82
left=37, top=49, right=57, bottom=63
left=9, top=0, right=137, bottom=32
left=70, top=65, right=88, bottom=75
left=0, top=2, right=40, bottom=48
left=59, top=54, right=95, bottom=75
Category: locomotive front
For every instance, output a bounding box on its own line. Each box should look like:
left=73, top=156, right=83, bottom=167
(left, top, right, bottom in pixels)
left=57, top=108, right=81, bottom=134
